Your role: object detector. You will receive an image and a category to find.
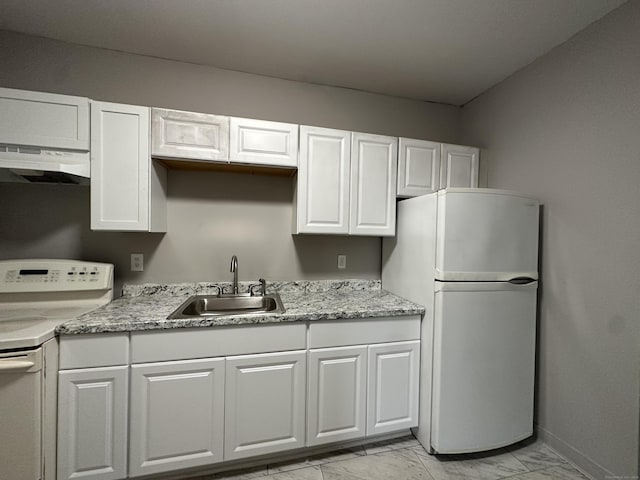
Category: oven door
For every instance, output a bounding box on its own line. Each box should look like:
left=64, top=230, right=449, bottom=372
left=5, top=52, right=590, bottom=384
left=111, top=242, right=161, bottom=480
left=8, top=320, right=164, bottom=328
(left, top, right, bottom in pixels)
left=0, top=347, right=43, bottom=480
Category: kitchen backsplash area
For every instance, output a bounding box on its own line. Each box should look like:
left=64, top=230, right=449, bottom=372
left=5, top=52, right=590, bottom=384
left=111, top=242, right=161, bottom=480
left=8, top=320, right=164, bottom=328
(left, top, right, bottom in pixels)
left=0, top=169, right=382, bottom=295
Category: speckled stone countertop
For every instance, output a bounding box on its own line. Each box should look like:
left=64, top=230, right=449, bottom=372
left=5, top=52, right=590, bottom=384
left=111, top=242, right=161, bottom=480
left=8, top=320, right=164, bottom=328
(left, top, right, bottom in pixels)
left=56, top=280, right=424, bottom=335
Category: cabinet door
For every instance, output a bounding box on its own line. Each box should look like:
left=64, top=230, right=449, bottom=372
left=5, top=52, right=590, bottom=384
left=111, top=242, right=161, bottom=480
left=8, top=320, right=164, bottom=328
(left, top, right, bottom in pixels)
left=397, top=138, right=440, bottom=197
left=129, top=358, right=225, bottom=477
left=307, top=346, right=367, bottom=446
left=0, top=87, right=89, bottom=150
left=367, top=341, right=420, bottom=436
left=225, top=351, right=306, bottom=460
left=440, top=144, right=479, bottom=188
left=151, top=108, right=229, bottom=162
left=91, top=102, right=167, bottom=232
left=296, top=126, right=351, bottom=234
left=230, top=117, right=298, bottom=167
left=350, top=132, right=397, bottom=236
left=57, top=366, right=128, bottom=480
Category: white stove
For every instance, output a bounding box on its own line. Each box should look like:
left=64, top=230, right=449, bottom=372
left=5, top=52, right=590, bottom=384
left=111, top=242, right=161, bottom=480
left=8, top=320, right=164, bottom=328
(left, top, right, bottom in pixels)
left=0, top=259, right=114, bottom=350
left=0, top=259, right=114, bottom=480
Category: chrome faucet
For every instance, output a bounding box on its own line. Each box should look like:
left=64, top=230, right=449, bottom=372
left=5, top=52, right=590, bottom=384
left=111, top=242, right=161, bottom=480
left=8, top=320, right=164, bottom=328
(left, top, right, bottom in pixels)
left=230, top=255, right=239, bottom=294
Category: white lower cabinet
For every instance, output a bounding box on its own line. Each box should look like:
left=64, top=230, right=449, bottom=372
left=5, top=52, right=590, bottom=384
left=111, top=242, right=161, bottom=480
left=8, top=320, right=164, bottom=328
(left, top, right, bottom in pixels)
left=367, top=341, right=420, bottom=435
left=307, top=346, right=367, bottom=446
left=128, top=358, right=225, bottom=477
left=57, top=366, right=128, bottom=480
left=224, top=351, right=307, bottom=460
left=56, top=318, right=420, bottom=479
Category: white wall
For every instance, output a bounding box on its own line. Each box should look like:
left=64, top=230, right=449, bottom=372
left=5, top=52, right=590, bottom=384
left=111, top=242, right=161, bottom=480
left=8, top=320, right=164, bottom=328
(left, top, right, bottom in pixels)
left=0, top=30, right=462, bottom=290
left=461, top=2, right=640, bottom=478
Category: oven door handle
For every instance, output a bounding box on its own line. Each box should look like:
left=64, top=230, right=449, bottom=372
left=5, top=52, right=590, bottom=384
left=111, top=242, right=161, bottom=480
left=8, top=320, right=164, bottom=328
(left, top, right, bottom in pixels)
left=0, top=359, right=35, bottom=371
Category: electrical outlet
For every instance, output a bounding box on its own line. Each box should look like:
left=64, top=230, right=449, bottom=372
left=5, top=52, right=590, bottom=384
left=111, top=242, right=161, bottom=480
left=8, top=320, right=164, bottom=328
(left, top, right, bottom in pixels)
left=337, top=254, right=347, bottom=269
left=130, top=253, right=144, bottom=272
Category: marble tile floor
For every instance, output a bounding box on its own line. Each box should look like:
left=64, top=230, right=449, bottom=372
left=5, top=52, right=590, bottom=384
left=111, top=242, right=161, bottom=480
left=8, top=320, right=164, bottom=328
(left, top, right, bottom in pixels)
left=181, top=435, right=590, bottom=480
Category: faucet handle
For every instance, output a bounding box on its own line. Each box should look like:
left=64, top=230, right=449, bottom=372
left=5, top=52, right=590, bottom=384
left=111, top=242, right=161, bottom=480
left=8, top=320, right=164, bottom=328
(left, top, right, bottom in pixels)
left=248, top=278, right=266, bottom=296
left=211, top=284, right=223, bottom=296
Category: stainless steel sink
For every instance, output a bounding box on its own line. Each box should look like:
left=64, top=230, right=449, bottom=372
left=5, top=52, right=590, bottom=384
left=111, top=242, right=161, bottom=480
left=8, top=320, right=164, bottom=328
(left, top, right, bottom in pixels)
left=168, top=293, right=285, bottom=319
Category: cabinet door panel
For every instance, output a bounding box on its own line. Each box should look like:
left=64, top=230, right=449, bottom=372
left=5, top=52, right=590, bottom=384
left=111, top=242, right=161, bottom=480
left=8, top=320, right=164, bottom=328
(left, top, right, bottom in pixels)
left=440, top=144, right=479, bottom=188
left=367, top=341, right=420, bottom=436
left=129, top=358, right=225, bottom=477
left=152, top=108, right=229, bottom=162
left=296, top=126, right=351, bottom=234
left=398, top=138, right=440, bottom=197
left=308, top=346, right=367, bottom=446
left=230, top=117, right=298, bottom=167
left=0, top=87, right=89, bottom=150
left=225, top=351, right=306, bottom=460
left=350, top=133, right=397, bottom=236
left=57, top=366, right=128, bottom=480
left=91, top=102, right=151, bottom=231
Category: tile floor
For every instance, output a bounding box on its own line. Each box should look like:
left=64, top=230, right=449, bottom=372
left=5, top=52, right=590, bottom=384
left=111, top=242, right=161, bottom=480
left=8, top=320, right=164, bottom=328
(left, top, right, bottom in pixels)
left=182, top=435, right=590, bottom=480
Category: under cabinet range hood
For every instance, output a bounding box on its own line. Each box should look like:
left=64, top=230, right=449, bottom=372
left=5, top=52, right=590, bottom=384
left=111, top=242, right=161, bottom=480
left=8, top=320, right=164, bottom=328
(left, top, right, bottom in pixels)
left=0, top=87, right=90, bottom=183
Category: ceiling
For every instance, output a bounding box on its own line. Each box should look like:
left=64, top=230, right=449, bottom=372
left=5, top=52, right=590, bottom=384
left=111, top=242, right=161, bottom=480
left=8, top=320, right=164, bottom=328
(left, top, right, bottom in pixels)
left=0, top=0, right=626, bottom=106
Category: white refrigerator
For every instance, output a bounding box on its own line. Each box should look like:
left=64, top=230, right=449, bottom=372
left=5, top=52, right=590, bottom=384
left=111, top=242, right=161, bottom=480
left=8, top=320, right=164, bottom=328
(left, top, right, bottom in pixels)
left=382, top=188, right=539, bottom=454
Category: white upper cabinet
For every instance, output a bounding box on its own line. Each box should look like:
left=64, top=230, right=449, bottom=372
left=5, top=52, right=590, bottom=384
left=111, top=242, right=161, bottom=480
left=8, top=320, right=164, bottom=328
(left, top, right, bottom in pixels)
left=440, top=143, right=479, bottom=189
left=151, top=108, right=229, bottom=162
left=0, top=87, right=89, bottom=151
left=295, top=127, right=397, bottom=236
left=350, top=133, right=397, bottom=236
left=295, top=126, right=351, bottom=234
left=397, top=138, right=441, bottom=197
left=91, top=102, right=167, bottom=232
left=397, top=140, right=480, bottom=197
left=229, top=117, right=298, bottom=168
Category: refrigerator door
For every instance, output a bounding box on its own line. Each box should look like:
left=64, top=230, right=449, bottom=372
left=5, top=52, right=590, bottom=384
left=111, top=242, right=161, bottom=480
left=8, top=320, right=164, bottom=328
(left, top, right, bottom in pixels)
left=431, top=281, right=537, bottom=454
left=435, top=189, right=539, bottom=281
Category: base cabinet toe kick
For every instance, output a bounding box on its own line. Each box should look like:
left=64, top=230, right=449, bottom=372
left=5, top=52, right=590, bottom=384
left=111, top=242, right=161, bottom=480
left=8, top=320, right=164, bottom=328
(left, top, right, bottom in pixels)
left=56, top=316, right=421, bottom=479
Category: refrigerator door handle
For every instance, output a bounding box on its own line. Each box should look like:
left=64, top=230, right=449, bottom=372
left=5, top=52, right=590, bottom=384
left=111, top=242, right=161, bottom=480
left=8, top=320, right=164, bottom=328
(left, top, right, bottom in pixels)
left=508, top=277, right=536, bottom=285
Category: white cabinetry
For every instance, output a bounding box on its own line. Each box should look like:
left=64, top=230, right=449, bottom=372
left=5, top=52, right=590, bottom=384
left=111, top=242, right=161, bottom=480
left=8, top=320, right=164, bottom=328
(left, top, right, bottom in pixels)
left=440, top=144, right=479, bottom=189
left=57, top=366, right=128, bottom=480
left=307, top=346, right=367, bottom=446
left=295, top=127, right=397, bottom=236
left=350, top=133, right=397, bottom=236
left=0, top=87, right=91, bottom=177
left=151, top=108, right=229, bottom=163
left=397, top=140, right=480, bottom=197
left=129, top=358, right=225, bottom=477
left=367, top=341, right=420, bottom=435
left=295, top=126, right=351, bottom=234
left=224, top=351, right=306, bottom=460
left=0, top=87, right=89, bottom=151
left=230, top=117, right=298, bottom=167
left=397, top=138, right=441, bottom=197
left=90, top=102, right=167, bottom=232
left=307, top=317, right=421, bottom=445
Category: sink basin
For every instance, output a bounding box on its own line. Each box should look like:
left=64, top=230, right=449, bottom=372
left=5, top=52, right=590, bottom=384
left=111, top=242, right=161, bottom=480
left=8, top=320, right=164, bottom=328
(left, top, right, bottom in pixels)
left=168, top=293, right=285, bottom=319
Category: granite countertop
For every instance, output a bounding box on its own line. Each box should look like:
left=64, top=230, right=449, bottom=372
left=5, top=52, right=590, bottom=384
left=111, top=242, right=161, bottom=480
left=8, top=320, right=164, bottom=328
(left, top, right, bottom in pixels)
left=56, top=280, right=424, bottom=335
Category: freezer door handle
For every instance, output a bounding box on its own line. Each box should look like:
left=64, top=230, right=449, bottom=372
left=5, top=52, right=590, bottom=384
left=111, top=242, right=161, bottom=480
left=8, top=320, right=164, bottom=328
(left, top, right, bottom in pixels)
left=508, top=277, right=536, bottom=285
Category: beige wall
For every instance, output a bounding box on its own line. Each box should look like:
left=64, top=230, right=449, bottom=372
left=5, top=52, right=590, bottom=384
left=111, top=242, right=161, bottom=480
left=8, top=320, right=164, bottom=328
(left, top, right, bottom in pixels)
left=461, top=2, right=640, bottom=478
left=0, top=30, right=462, bottom=291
